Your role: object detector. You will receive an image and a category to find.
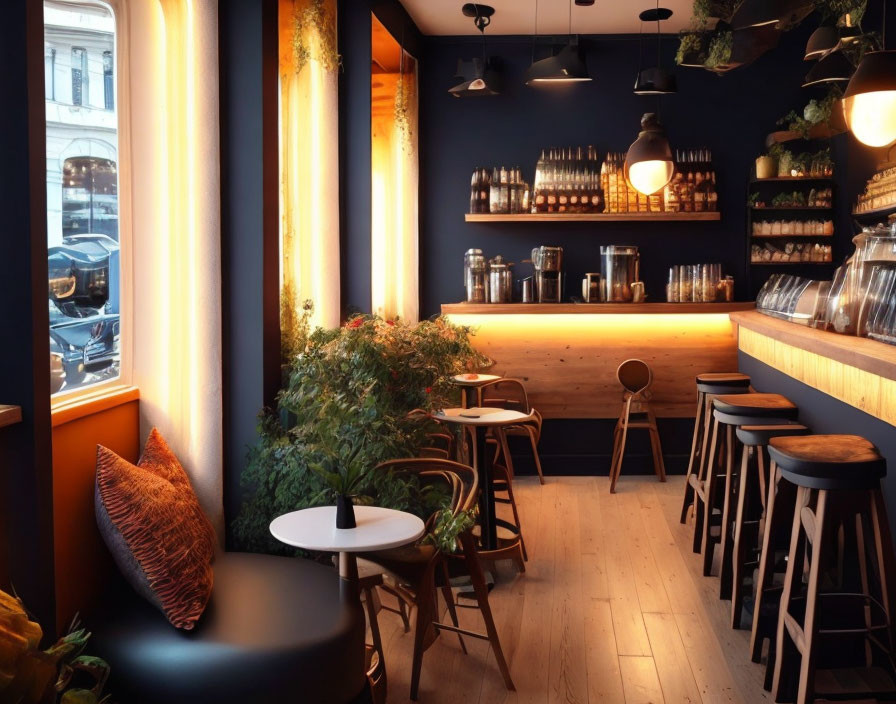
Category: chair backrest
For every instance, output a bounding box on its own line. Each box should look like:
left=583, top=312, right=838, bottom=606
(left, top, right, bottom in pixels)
left=617, top=359, right=653, bottom=395
left=374, top=458, right=479, bottom=525
left=478, top=378, right=531, bottom=413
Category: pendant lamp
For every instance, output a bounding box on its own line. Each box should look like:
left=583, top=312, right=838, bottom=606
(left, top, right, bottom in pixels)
left=634, top=5, right=676, bottom=95
left=625, top=113, right=675, bottom=196
left=525, top=0, right=592, bottom=84
left=802, top=50, right=855, bottom=87
left=449, top=4, right=503, bottom=97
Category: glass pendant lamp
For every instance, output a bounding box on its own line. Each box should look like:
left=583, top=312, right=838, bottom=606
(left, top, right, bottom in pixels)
left=624, top=113, right=674, bottom=196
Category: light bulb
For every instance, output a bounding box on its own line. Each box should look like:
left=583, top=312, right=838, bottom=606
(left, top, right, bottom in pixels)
left=627, top=159, right=674, bottom=196
left=843, top=90, right=896, bottom=147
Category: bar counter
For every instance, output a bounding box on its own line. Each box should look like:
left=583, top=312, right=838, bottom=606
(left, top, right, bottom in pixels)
left=441, top=302, right=754, bottom=419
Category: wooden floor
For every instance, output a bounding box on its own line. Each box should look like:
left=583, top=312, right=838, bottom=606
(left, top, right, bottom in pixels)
left=377, top=475, right=771, bottom=703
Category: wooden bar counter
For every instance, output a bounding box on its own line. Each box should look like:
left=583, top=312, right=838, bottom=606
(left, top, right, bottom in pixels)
left=731, top=310, right=896, bottom=426
left=441, top=302, right=754, bottom=419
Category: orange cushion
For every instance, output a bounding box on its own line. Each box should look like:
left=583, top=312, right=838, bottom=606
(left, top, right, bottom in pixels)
left=95, top=432, right=214, bottom=630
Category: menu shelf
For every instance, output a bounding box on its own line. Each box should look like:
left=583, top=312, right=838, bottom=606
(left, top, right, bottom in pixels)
left=464, top=212, right=721, bottom=223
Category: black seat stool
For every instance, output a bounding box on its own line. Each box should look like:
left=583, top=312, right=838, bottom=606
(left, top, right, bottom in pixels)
left=769, top=435, right=896, bottom=704
left=680, top=372, right=751, bottom=524
left=692, top=393, right=799, bottom=586
left=731, top=424, right=810, bottom=631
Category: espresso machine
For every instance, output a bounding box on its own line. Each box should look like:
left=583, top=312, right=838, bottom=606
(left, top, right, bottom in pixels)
left=532, top=245, right=563, bottom=303
left=600, top=245, right=640, bottom=302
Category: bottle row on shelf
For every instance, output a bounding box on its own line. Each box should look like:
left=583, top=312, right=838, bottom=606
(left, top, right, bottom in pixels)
left=752, top=220, right=834, bottom=237
left=468, top=146, right=719, bottom=216
left=854, top=165, right=896, bottom=214
left=751, top=241, right=832, bottom=264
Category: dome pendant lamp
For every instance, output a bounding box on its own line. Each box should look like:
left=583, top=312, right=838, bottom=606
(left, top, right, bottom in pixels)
left=625, top=113, right=675, bottom=196
left=449, top=4, right=503, bottom=97
left=843, top=2, right=896, bottom=147
left=525, top=0, right=592, bottom=84
left=634, top=4, right=676, bottom=95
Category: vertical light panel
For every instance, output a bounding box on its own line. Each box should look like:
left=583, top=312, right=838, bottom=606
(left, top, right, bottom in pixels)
left=278, top=0, right=341, bottom=333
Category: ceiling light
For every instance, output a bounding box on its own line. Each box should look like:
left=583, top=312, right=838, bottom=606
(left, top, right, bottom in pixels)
left=843, top=50, right=896, bottom=147
left=634, top=6, right=676, bottom=95
left=624, top=112, right=674, bottom=196
left=525, top=0, right=592, bottom=85
left=804, top=25, right=840, bottom=60
left=449, top=3, right=501, bottom=97
left=802, top=50, right=854, bottom=87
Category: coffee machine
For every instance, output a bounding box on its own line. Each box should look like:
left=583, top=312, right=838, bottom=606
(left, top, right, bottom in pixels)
left=532, top=245, right=563, bottom=303
left=600, top=245, right=640, bottom=302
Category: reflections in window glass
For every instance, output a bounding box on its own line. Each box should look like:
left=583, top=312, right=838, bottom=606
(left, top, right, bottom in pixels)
left=45, top=1, right=120, bottom=396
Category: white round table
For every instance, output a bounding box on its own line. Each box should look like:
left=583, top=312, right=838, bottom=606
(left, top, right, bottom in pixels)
left=451, top=373, right=502, bottom=408
left=435, top=407, right=531, bottom=551
left=270, top=505, right=425, bottom=581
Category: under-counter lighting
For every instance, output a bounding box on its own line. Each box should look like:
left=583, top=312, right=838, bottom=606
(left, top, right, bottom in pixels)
left=444, top=312, right=736, bottom=337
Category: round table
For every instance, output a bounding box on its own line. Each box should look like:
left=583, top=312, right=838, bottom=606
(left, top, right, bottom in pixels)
left=435, top=407, right=530, bottom=551
left=451, top=373, right=502, bottom=409
left=270, top=505, right=425, bottom=581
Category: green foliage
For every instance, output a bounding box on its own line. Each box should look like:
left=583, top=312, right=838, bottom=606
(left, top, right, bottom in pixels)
left=676, top=32, right=708, bottom=65
left=705, top=31, right=733, bottom=69
left=233, top=314, right=492, bottom=555
left=693, top=0, right=741, bottom=23
left=423, top=508, right=476, bottom=554
left=776, top=88, right=841, bottom=139
left=814, top=0, right=867, bottom=25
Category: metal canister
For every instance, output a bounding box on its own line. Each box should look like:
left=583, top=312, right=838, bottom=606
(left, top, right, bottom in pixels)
left=582, top=273, right=601, bottom=302
left=521, top=277, right=534, bottom=303
left=488, top=255, right=513, bottom=303
left=464, top=248, right=487, bottom=303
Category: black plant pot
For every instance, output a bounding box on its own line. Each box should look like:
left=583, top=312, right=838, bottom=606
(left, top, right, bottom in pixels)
left=336, top=494, right=357, bottom=529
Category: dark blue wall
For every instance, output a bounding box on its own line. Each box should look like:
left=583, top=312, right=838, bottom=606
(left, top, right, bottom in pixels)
left=417, top=23, right=887, bottom=316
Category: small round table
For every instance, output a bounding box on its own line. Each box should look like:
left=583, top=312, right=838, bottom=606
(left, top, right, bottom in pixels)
left=435, top=406, right=530, bottom=551
left=270, top=505, right=425, bottom=582
left=451, top=373, right=502, bottom=409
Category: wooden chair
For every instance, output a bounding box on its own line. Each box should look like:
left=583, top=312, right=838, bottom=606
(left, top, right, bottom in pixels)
left=477, top=378, right=546, bottom=485
left=609, top=359, right=666, bottom=493
left=357, top=458, right=515, bottom=701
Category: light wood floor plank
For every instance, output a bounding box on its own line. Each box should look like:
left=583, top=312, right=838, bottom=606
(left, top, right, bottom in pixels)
left=584, top=597, right=627, bottom=702
left=644, top=612, right=703, bottom=703
left=620, top=655, right=665, bottom=704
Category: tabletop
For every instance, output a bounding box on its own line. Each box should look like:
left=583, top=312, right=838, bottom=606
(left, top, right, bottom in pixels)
left=436, top=406, right=530, bottom=426
left=450, top=373, right=502, bottom=387
left=270, top=505, right=425, bottom=553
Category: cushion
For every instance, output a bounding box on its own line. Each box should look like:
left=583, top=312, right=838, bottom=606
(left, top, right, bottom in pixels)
left=95, top=437, right=214, bottom=630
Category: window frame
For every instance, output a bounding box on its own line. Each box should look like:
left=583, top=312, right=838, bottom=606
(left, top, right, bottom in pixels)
left=48, top=0, right=133, bottom=408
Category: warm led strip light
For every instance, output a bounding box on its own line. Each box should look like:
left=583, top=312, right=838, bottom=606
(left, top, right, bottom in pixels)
left=738, top=326, right=896, bottom=427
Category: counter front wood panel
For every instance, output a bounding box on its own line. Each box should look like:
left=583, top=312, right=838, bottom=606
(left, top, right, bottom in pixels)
left=731, top=310, right=896, bottom=427
left=443, top=308, right=743, bottom=419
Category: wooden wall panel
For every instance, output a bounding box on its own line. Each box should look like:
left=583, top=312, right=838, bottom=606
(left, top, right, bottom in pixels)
left=444, top=313, right=740, bottom=419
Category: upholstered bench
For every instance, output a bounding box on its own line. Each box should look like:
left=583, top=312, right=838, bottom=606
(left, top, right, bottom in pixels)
left=88, top=551, right=367, bottom=704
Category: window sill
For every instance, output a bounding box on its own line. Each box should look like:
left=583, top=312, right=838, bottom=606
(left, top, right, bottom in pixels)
left=51, top=385, right=139, bottom=428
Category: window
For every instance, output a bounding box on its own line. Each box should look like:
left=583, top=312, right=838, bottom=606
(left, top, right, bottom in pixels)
left=45, top=44, right=55, bottom=100
left=46, top=1, right=121, bottom=396
left=103, top=50, right=113, bottom=110
left=71, top=46, right=87, bottom=106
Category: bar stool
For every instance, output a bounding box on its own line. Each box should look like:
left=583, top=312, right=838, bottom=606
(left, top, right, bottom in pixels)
left=693, top=393, right=798, bottom=582
left=609, top=359, right=666, bottom=494
left=680, top=372, right=752, bottom=524
left=730, top=423, right=810, bottom=630
left=769, top=435, right=896, bottom=704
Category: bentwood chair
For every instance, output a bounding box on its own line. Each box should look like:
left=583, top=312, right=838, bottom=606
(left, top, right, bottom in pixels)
left=357, top=458, right=515, bottom=701
left=477, top=378, right=546, bottom=485
left=609, top=359, right=666, bottom=493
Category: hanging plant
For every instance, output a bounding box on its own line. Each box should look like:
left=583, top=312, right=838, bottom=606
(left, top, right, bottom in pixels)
left=676, top=31, right=711, bottom=65
left=814, top=0, right=867, bottom=25
left=705, top=30, right=734, bottom=68
left=291, top=0, right=340, bottom=75
left=394, top=73, right=415, bottom=149
left=694, top=0, right=742, bottom=24
left=776, top=86, right=842, bottom=138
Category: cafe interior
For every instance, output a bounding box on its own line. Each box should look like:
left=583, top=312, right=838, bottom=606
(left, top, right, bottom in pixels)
left=4, top=0, right=896, bottom=702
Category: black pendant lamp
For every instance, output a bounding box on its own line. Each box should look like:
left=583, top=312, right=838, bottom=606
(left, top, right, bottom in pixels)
left=525, top=0, right=592, bottom=84
left=803, top=50, right=855, bottom=86
left=634, top=5, right=676, bottom=95
left=804, top=23, right=861, bottom=60
left=624, top=112, right=675, bottom=196
left=843, top=2, right=896, bottom=147
left=449, top=4, right=503, bottom=97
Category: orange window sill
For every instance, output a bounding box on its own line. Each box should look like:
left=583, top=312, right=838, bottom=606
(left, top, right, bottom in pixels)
left=51, top=385, right=140, bottom=428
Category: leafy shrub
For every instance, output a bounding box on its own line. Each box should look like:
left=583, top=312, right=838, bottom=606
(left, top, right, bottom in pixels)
left=233, top=313, right=491, bottom=555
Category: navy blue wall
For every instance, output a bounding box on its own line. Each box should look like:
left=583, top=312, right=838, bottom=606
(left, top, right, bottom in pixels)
left=418, top=23, right=888, bottom=315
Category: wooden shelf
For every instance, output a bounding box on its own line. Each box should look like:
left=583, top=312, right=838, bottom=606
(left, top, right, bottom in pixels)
left=0, top=405, right=22, bottom=428
left=751, top=176, right=833, bottom=183
left=731, top=310, right=896, bottom=382
left=441, top=302, right=754, bottom=315
left=464, top=211, right=721, bottom=223
left=752, top=234, right=833, bottom=239
left=764, top=123, right=841, bottom=147
left=750, top=261, right=834, bottom=265
left=852, top=203, right=896, bottom=220
left=750, top=206, right=832, bottom=211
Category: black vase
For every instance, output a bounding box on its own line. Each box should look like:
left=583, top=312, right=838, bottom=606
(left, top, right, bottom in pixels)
left=336, top=494, right=356, bottom=529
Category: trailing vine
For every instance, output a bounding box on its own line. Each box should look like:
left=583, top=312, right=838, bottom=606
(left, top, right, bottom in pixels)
left=291, top=0, right=340, bottom=75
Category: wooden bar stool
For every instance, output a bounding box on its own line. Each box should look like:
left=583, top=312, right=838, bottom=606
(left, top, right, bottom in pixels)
left=609, top=359, right=666, bottom=494
left=730, top=423, right=810, bottom=630
left=769, top=435, right=896, bottom=704
left=680, top=372, right=752, bottom=524
left=692, top=393, right=798, bottom=582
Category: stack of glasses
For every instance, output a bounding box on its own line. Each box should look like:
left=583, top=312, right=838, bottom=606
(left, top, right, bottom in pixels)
left=666, top=263, right=733, bottom=302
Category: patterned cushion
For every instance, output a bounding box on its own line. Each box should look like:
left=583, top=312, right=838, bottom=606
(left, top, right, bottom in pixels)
left=95, top=432, right=215, bottom=630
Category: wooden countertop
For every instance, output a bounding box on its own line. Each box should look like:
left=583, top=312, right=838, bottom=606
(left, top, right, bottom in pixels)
left=0, top=405, right=22, bottom=428
left=442, top=302, right=755, bottom=315
left=730, top=310, right=896, bottom=382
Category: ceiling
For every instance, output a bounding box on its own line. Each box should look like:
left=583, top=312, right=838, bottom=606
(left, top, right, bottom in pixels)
left=398, top=0, right=697, bottom=36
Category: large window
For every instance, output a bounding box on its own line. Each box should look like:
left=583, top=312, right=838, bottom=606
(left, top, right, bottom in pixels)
left=45, top=1, right=120, bottom=396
